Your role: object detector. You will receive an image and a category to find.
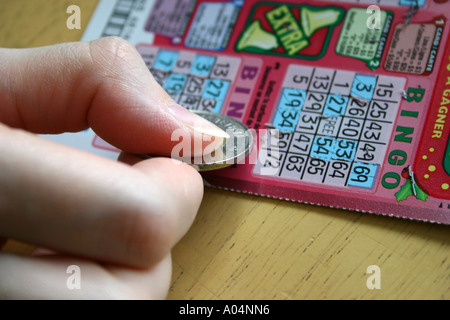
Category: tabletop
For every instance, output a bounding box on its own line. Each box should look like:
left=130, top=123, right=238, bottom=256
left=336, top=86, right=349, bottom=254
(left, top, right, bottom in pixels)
left=0, top=0, right=448, bottom=300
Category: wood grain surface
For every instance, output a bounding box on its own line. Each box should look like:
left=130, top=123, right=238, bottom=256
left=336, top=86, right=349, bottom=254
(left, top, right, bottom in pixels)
left=0, top=0, right=448, bottom=300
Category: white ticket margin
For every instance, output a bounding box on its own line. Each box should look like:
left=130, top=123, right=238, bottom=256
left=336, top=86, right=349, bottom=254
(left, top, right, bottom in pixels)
left=82, top=0, right=156, bottom=45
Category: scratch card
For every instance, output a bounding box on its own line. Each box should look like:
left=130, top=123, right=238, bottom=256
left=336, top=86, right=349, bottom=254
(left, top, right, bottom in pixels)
left=45, top=0, right=450, bottom=224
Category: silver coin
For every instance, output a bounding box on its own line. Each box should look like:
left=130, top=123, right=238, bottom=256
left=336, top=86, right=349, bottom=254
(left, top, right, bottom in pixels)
left=191, top=111, right=254, bottom=171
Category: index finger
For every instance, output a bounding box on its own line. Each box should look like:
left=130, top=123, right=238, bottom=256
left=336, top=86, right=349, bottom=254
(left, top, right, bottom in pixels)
left=0, top=37, right=228, bottom=155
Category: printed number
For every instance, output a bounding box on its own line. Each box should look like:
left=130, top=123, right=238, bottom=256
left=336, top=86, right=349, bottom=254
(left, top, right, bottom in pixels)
left=369, top=101, right=389, bottom=119
left=307, top=158, right=327, bottom=175
left=368, top=60, right=380, bottom=69
left=179, top=95, right=200, bottom=109
left=213, top=63, right=230, bottom=78
left=293, top=75, right=309, bottom=84
left=334, top=81, right=349, bottom=88
left=200, top=99, right=217, bottom=112
left=375, top=82, right=393, bottom=98
left=302, top=113, right=319, bottom=125
left=329, top=161, right=349, bottom=179
left=205, top=80, right=224, bottom=98
left=286, top=155, right=306, bottom=172
left=186, top=77, right=204, bottom=95
left=276, top=108, right=299, bottom=130
left=363, top=122, right=382, bottom=141
left=195, top=62, right=212, bottom=73
left=312, top=75, right=330, bottom=91
left=291, top=134, right=311, bottom=153
left=278, top=120, right=294, bottom=129
left=347, top=98, right=367, bottom=117
left=355, top=82, right=373, bottom=93
left=342, top=119, right=362, bottom=138
left=266, top=131, right=289, bottom=149
left=158, top=58, right=173, bottom=68
left=176, top=60, right=191, bottom=69
left=308, top=93, right=325, bottom=102
left=284, top=90, right=305, bottom=108
left=314, top=137, right=333, bottom=156
left=350, top=166, right=371, bottom=183
left=316, top=137, right=333, bottom=147
left=335, top=140, right=355, bottom=160
left=263, top=152, right=283, bottom=169
left=165, top=75, right=185, bottom=94
left=264, top=160, right=280, bottom=168
left=329, top=95, right=346, bottom=106
left=357, top=143, right=376, bottom=162
left=326, top=95, right=347, bottom=114
left=282, top=110, right=299, bottom=120
left=304, top=93, right=326, bottom=112
left=273, top=140, right=288, bottom=149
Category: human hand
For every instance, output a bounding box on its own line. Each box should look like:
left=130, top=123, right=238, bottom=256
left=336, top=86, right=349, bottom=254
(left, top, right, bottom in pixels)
left=0, top=37, right=226, bottom=299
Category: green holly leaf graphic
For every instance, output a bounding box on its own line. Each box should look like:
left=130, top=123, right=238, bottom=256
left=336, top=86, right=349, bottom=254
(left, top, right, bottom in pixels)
left=414, top=184, right=428, bottom=202
left=395, top=179, right=413, bottom=202
left=395, top=179, right=428, bottom=202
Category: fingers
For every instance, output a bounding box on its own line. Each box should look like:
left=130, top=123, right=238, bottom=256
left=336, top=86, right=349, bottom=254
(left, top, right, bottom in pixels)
left=117, top=152, right=148, bottom=166
left=0, top=252, right=172, bottom=299
left=0, top=124, right=203, bottom=268
left=0, top=37, right=227, bottom=155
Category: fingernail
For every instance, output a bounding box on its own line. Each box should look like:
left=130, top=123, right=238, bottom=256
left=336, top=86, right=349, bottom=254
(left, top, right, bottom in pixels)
left=167, top=104, right=230, bottom=138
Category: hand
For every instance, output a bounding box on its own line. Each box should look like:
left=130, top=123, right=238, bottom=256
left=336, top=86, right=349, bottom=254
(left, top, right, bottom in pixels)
left=0, top=37, right=225, bottom=299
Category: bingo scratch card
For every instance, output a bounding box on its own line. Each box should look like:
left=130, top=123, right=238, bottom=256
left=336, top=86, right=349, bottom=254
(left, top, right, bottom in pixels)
left=77, top=0, right=450, bottom=224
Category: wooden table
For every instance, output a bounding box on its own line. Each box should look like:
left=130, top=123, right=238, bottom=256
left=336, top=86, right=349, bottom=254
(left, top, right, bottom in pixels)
left=1, top=0, right=449, bottom=300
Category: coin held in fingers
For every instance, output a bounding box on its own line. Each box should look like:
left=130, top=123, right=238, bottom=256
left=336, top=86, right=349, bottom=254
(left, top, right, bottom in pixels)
left=142, top=111, right=254, bottom=171
left=189, top=111, right=254, bottom=171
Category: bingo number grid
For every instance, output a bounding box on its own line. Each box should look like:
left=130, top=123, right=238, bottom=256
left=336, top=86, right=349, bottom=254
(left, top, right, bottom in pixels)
left=254, top=65, right=406, bottom=190
left=137, top=46, right=241, bottom=113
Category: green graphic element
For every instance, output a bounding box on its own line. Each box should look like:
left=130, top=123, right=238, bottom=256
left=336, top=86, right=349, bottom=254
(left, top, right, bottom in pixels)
left=236, top=3, right=345, bottom=59
left=444, top=134, right=450, bottom=175
left=395, top=167, right=428, bottom=202
left=300, top=6, right=343, bottom=38
left=395, top=179, right=428, bottom=202
left=236, top=20, right=279, bottom=52
left=336, top=7, right=393, bottom=70
left=265, top=5, right=309, bottom=55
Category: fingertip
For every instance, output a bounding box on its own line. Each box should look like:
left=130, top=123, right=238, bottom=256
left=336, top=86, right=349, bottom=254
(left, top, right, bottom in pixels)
left=133, top=157, right=204, bottom=200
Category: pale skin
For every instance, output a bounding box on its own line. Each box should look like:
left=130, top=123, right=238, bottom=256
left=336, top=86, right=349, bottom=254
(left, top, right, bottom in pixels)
left=0, top=37, right=215, bottom=299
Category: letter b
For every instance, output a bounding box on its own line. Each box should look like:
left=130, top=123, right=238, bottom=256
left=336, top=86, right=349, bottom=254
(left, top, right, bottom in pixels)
left=241, top=66, right=259, bottom=80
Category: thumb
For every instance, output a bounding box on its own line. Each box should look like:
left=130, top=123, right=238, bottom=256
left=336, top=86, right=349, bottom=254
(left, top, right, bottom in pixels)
left=0, top=37, right=227, bottom=155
